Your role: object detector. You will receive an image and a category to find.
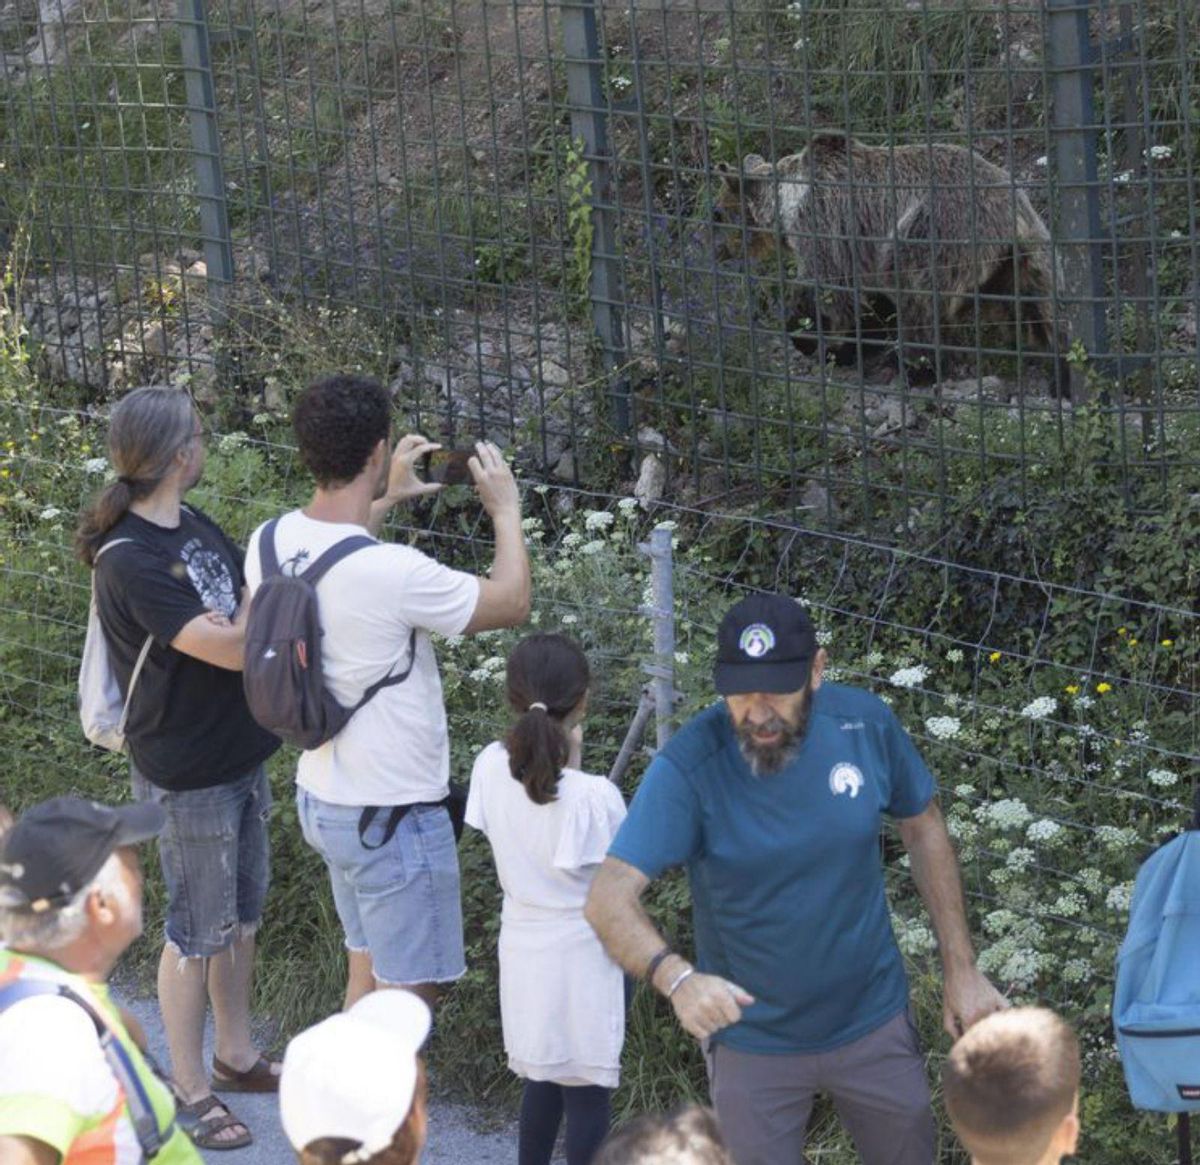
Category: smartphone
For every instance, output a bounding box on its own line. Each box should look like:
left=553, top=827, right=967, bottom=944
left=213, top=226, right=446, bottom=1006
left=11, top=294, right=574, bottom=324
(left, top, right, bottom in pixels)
left=423, top=448, right=475, bottom=486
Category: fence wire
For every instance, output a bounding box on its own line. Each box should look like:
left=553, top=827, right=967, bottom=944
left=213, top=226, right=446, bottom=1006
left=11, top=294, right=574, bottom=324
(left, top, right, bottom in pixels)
left=1, top=0, right=1197, bottom=539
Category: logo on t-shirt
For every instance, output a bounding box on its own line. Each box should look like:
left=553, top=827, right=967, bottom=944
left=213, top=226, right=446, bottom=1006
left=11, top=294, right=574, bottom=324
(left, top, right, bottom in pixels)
left=739, top=623, right=776, bottom=658
left=828, top=762, right=864, bottom=798
left=180, top=537, right=237, bottom=617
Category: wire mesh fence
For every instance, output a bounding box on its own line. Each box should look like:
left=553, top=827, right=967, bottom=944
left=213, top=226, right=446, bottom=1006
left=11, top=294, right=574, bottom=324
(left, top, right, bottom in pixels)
left=1, top=0, right=1197, bottom=538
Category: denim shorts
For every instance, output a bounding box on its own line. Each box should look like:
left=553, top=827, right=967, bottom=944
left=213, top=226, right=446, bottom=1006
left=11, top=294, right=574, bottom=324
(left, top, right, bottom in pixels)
left=130, top=764, right=272, bottom=958
left=296, top=787, right=465, bottom=986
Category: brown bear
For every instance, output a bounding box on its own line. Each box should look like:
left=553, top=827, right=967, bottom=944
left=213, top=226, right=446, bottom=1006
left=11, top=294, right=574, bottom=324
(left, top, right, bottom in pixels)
left=715, top=133, right=1070, bottom=393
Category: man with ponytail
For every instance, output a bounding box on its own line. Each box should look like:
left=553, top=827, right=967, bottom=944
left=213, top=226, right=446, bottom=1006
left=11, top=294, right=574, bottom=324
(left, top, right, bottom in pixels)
left=246, top=374, right=530, bottom=1014
left=76, top=386, right=281, bottom=1150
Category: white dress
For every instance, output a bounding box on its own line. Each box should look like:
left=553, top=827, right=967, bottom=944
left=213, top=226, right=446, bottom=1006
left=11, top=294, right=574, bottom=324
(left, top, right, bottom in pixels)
left=465, top=741, right=628, bottom=1088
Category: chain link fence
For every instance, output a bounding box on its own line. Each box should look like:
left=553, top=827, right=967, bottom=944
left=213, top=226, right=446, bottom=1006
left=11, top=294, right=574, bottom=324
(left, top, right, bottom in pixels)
left=1, top=0, right=1197, bottom=535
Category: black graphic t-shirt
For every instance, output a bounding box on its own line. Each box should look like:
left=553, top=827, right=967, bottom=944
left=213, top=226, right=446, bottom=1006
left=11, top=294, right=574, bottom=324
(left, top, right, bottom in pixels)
left=95, top=506, right=279, bottom=791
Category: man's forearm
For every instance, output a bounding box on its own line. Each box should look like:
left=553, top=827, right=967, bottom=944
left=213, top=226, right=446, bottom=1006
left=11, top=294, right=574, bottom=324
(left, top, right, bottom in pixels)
left=488, top=510, right=531, bottom=619
left=901, top=808, right=976, bottom=977
left=585, top=864, right=690, bottom=994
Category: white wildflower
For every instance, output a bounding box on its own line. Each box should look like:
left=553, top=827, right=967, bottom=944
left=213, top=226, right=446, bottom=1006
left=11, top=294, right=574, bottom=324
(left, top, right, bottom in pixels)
left=521, top=516, right=542, bottom=532
left=584, top=509, right=615, bottom=531
left=581, top=540, right=605, bottom=555
left=1006, top=847, right=1035, bottom=871
left=1034, top=155, right=1048, bottom=167
left=888, top=665, right=929, bottom=689
left=562, top=532, right=583, bottom=549
left=1073, top=694, right=1095, bottom=710
left=38, top=506, right=62, bottom=521
left=1113, top=169, right=1133, bottom=184
left=82, top=457, right=109, bottom=474
left=975, top=798, right=1033, bottom=831
left=218, top=431, right=248, bottom=453
left=1096, top=825, right=1139, bottom=851
left=617, top=497, right=639, bottom=515
left=1148, top=768, right=1178, bottom=788
left=984, top=909, right=1019, bottom=936
left=1062, top=958, right=1093, bottom=983
left=1020, top=696, right=1057, bottom=720
left=561, top=613, right=579, bottom=625
left=893, top=917, right=937, bottom=957
left=816, top=628, right=832, bottom=647
left=1146, top=144, right=1173, bottom=160
left=945, top=648, right=964, bottom=663
left=946, top=817, right=978, bottom=844
left=925, top=715, right=961, bottom=740
left=674, top=651, right=689, bottom=665
left=864, top=651, right=884, bottom=669
left=1077, top=868, right=1104, bottom=896
left=954, top=783, right=974, bottom=798
left=1106, top=882, right=1134, bottom=913
left=1026, top=819, right=1063, bottom=844
left=1050, top=892, right=1086, bottom=918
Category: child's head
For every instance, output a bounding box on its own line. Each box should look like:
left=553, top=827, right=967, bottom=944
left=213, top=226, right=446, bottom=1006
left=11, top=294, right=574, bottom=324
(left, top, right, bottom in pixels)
left=505, top=633, right=590, bottom=804
left=942, top=1007, right=1080, bottom=1165
left=281, top=989, right=431, bottom=1165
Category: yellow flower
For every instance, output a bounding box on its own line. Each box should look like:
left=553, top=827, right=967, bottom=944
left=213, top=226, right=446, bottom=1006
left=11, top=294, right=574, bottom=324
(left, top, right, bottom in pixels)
left=1161, top=638, right=1174, bottom=647
left=1096, top=682, right=1112, bottom=694
left=1065, top=684, right=1080, bottom=695
left=988, top=651, right=1001, bottom=663
left=1117, top=627, right=1127, bottom=637
left=1128, top=637, right=1138, bottom=646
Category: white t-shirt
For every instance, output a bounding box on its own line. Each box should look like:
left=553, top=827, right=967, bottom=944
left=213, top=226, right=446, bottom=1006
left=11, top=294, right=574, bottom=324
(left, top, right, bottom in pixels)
left=246, top=511, right=479, bottom=806
left=465, top=741, right=628, bottom=916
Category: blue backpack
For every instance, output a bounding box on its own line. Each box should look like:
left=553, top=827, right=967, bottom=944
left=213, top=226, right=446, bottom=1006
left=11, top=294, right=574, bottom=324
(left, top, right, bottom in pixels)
left=1113, top=788, right=1200, bottom=1165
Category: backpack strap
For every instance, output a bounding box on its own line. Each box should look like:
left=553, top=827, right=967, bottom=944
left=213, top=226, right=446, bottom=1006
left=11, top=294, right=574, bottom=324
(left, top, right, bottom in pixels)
left=0, top=978, right=172, bottom=1159
left=296, top=534, right=420, bottom=708
left=93, top=537, right=154, bottom=733
left=257, top=518, right=283, bottom=580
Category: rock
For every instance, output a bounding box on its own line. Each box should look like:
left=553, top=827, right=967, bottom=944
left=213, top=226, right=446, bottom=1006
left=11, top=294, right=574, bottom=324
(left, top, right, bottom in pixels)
left=263, top=377, right=287, bottom=412
left=537, top=359, right=571, bottom=389
left=553, top=449, right=575, bottom=481
left=634, top=453, right=666, bottom=509
left=637, top=425, right=669, bottom=453
left=142, top=322, right=168, bottom=356
left=799, top=478, right=839, bottom=523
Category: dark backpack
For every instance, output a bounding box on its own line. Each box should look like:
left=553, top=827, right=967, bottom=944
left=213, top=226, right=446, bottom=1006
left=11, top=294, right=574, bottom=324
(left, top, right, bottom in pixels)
left=243, top=518, right=416, bottom=750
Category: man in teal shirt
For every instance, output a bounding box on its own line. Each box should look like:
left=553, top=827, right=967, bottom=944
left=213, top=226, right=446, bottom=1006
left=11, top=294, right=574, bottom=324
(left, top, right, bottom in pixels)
left=586, top=593, right=1007, bottom=1165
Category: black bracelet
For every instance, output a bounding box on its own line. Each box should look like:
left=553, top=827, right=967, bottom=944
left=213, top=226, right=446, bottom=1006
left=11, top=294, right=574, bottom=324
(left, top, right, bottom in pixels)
left=644, top=944, right=673, bottom=984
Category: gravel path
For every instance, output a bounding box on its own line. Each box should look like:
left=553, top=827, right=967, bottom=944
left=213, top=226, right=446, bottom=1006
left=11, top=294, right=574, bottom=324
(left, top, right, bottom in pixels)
left=115, top=990, right=522, bottom=1164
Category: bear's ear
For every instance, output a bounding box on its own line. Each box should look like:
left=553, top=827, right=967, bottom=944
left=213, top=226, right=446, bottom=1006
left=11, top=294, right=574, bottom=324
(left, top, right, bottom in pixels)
left=742, top=153, right=767, bottom=172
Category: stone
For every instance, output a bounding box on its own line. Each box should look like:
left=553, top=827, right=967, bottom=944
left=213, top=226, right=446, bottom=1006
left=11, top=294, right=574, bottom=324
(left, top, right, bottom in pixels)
left=634, top=453, right=666, bottom=509
left=799, top=478, right=839, bottom=523
left=553, top=449, right=575, bottom=481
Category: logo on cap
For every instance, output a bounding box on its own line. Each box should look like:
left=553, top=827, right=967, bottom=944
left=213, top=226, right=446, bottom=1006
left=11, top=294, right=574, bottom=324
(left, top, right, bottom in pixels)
left=739, top=624, right=776, bottom=658
left=829, top=763, right=864, bottom=798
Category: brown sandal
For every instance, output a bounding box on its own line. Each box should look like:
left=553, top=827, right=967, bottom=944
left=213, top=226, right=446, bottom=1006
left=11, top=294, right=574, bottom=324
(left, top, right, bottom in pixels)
left=211, top=1053, right=282, bottom=1094
left=176, top=1094, right=253, bottom=1150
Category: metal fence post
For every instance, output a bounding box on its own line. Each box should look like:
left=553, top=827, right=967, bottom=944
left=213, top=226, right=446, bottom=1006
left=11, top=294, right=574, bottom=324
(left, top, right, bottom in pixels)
left=560, top=0, right=631, bottom=437
left=1046, top=0, right=1108, bottom=397
left=177, top=0, right=235, bottom=334
left=643, top=523, right=676, bottom=750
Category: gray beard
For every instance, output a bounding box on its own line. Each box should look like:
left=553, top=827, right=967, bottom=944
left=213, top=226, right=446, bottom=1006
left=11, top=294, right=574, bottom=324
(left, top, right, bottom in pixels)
left=734, top=696, right=812, bottom=778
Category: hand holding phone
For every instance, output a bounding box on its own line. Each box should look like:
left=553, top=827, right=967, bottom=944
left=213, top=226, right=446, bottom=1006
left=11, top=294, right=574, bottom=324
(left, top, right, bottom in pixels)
left=422, top=448, right=475, bottom=486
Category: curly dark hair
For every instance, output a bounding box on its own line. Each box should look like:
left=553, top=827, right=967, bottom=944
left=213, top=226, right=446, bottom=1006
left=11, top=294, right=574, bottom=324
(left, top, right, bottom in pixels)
left=293, top=374, right=391, bottom=486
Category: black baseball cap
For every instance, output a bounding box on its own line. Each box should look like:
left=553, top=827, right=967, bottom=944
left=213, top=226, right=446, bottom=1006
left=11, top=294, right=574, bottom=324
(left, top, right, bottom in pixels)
left=0, top=796, right=165, bottom=914
left=714, top=593, right=818, bottom=696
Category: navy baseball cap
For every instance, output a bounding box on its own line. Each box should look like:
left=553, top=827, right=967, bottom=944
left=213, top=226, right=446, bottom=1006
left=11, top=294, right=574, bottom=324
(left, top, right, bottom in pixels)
left=714, top=594, right=818, bottom=696
left=0, top=796, right=164, bottom=914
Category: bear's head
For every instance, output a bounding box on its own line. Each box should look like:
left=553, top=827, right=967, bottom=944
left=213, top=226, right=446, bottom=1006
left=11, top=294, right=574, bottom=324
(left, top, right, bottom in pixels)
left=713, top=152, right=814, bottom=263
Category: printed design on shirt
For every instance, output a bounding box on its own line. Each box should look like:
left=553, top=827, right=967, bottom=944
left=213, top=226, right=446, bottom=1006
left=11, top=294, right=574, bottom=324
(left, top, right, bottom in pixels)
left=282, top=549, right=311, bottom=578
left=738, top=623, right=776, bottom=658
left=828, top=762, right=864, bottom=798
left=179, top=537, right=237, bottom=617
left=840, top=720, right=866, bottom=731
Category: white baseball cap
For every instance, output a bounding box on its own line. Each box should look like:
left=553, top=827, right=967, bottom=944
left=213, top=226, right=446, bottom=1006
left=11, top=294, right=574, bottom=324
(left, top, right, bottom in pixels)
left=280, top=989, right=432, bottom=1160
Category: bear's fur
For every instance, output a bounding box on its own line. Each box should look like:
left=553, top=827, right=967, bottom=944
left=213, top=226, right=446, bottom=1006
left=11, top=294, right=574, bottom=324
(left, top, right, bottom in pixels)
left=715, top=133, right=1070, bottom=392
